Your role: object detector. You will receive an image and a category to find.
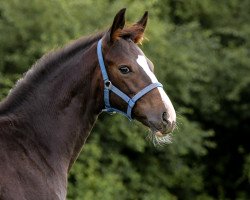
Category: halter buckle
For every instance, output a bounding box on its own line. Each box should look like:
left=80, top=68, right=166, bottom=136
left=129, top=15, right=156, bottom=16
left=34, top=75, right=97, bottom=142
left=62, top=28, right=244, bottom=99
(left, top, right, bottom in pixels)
left=104, top=80, right=112, bottom=89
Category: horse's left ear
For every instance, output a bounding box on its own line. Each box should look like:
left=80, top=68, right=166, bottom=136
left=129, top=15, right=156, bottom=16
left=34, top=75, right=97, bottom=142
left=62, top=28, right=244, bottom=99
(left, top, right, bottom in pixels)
left=131, top=11, right=148, bottom=44
left=136, top=11, right=148, bottom=30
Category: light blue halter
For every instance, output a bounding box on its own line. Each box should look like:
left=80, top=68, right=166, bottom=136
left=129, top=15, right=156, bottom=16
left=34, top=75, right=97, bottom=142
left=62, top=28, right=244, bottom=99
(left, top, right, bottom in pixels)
left=97, top=39, right=163, bottom=120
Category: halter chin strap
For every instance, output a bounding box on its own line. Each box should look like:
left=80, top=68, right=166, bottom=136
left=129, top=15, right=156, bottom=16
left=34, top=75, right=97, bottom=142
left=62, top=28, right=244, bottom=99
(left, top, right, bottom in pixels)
left=97, top=39, right=163, bottom=120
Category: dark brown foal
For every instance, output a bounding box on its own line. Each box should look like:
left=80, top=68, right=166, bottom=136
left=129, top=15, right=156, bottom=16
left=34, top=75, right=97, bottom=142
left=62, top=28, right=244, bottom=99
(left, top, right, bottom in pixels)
left=0, top=9, right=175, bottom=200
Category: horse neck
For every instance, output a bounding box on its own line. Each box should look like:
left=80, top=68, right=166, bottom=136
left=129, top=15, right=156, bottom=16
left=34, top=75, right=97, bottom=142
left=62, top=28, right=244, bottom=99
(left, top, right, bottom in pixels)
left=2, top=42, right=104, bottom=173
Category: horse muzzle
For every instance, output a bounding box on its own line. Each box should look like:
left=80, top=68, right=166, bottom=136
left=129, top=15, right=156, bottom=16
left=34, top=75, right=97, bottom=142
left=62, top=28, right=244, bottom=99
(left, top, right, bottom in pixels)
left=148, top=111, right=176, bottom=137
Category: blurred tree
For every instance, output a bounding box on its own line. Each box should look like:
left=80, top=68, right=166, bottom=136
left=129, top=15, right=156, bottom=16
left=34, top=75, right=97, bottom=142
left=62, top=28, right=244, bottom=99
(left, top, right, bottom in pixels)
left=156, top=0, right=250, bottom=198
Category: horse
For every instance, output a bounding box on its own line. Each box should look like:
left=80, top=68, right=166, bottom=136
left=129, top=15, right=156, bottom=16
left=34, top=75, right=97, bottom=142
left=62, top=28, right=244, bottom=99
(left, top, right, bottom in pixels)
left=0, top=8, right=176, bottom=200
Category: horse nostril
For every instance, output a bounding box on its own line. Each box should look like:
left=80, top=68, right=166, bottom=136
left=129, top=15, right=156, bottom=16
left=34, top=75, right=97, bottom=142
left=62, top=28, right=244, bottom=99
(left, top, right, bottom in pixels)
left=162, top=112, right=171, bottom=126
left=162, top=112, right=176, bottom=134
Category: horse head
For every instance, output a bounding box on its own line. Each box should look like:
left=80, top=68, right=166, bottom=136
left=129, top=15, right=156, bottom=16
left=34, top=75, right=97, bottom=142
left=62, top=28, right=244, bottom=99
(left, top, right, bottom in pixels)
left=98, top=8, right=176, bottom=144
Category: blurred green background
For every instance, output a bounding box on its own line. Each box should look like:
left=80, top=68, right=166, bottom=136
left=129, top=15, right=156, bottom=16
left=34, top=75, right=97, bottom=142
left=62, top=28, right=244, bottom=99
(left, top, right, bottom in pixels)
left=0, top=0, right=249, bottom=199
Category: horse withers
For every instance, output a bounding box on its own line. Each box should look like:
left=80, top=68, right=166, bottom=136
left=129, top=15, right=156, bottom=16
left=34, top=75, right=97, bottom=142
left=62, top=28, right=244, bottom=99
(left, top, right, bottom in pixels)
left=0, top=8, right=176, bottom=200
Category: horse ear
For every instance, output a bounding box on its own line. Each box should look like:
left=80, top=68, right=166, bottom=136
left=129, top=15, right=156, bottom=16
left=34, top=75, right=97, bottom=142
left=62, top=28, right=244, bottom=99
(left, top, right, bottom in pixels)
left=136, top=11, right=148, bottom=30
left=109, top=8, right=126, bottom=42
left=130, top=11, right=148, bottom=44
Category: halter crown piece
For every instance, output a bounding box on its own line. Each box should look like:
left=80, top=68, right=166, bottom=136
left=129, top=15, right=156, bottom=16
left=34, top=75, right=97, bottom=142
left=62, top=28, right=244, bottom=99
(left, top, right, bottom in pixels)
left=97, top=39, right=163, bottom=120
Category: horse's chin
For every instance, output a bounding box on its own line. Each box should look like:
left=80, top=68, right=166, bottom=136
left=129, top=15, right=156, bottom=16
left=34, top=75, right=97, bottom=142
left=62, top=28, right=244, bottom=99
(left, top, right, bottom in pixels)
left=147, top=128, right=173, bottom=146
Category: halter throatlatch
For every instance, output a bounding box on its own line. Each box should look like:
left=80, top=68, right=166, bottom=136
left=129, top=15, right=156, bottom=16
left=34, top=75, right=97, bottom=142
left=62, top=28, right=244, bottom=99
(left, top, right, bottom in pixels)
left=97, top=39, right=163, bottom=120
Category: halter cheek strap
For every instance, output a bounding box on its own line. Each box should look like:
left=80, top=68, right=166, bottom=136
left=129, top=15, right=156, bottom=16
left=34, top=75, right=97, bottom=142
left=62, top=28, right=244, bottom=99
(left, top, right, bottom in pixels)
left=97, top=39, right=163, bottom=120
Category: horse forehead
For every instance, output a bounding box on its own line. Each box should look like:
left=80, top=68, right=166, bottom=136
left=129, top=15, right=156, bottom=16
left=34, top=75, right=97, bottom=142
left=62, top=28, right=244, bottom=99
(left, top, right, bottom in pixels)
left=109, top=40, right=150, bottom=66
left=113, top=40, right=142, bottom=55
left=124, top=44, right=153, bottom=71
left=136, top=55, right=157, bottom=82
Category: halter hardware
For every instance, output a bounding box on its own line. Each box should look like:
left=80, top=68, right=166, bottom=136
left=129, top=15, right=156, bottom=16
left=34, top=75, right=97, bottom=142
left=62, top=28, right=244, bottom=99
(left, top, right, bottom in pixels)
left=97, top=39, right=163, bottom=120
left=104, top=80, right=112, bottom=89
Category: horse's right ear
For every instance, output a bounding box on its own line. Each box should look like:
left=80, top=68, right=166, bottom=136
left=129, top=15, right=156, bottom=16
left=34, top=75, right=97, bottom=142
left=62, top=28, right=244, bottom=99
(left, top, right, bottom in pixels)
left=109, top=8, right=126, bottom=43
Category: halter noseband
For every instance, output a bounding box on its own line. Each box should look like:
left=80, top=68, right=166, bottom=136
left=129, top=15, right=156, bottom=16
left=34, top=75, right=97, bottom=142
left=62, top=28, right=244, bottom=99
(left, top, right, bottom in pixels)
left=97, top=39, right=163, bottom=120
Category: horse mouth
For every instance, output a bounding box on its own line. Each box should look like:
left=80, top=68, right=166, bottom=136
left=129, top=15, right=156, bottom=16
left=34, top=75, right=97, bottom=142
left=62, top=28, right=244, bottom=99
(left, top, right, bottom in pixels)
left=135, top=115, right=174, bottom=144
left=147, top=127, right=173, bottom=146
left=149, top=122, right=173, bottom=137
left=144, top=120, right=176, bottom=146
left=154, top=130, right=167, bottom=137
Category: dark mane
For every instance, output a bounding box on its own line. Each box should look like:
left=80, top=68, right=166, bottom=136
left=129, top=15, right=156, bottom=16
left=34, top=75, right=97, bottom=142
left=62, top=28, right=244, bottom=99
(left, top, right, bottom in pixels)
left=0, top=31, right=105, bottom=114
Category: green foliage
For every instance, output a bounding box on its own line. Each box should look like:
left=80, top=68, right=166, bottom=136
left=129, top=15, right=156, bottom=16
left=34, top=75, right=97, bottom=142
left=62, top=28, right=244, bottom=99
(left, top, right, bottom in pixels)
left=0, top=73, right=19, bottom=100
left=0, top=0, right=249, bottom=199
left=67, top=115, right=213, bottom=200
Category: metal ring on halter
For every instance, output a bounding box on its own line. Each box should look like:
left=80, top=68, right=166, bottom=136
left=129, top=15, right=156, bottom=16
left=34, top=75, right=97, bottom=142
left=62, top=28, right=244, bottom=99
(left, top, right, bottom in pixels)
left=104, top=80, right=112, bottom=89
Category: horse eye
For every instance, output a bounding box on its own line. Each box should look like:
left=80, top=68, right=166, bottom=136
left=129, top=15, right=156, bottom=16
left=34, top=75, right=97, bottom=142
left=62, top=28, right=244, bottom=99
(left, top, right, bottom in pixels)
left=119, top=66, right=131, bottom=74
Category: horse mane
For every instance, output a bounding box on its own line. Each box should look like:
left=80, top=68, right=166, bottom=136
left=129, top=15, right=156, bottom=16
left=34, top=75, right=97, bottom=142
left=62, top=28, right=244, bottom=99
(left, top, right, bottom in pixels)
left=0, top=24, right=145, bottom=115
left=0, top=31, right=105, bottom=114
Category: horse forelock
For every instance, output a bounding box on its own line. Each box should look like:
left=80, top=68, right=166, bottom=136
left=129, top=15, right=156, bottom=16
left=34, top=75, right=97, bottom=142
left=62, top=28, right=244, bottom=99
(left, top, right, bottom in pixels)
left=113, top=24, right=145, bottom=44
